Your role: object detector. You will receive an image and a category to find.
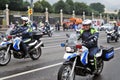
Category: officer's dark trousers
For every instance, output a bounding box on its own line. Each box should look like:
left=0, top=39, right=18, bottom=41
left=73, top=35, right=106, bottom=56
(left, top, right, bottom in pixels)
left=89, top=47, right=99, bottom=57
left=88, top=47, right=99, bottom=71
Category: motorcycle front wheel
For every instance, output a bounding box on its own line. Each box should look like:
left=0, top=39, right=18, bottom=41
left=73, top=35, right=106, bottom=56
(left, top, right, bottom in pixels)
left=115, top=37, right=118, bottom=42
left=48, top=31, right=52, bottom=37
left=58, top=64, right=75, bottom=80
left=29, top=47, right=41, bottom=60
left=107, top=38, right=110, bottom=43
left=0, top=48, right=11, bottom=66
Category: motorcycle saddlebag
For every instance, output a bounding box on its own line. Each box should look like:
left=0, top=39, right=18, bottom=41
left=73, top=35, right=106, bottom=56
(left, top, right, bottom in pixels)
left=102, top=47, right=114, bottom=61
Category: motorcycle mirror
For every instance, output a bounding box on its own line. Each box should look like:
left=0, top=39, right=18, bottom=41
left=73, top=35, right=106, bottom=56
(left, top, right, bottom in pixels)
left=61, top=43, right=65, bottom=47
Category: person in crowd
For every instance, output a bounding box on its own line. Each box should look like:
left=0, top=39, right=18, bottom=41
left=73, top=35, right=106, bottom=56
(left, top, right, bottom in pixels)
left=113, top=23, right=119, bottom=37
left=55, top=22, right=60, bottom=31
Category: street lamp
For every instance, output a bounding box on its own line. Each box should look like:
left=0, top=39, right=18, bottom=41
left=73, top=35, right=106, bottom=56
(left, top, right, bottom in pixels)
left=100, top=13, right=102, bottom=19
left=107, top=14, right=109, bottom=23
left=92, top=12, right=94, bottom=20
left=60, top=9, right=63, bottom=26
left=72, top=10, right=75, bottom=18
left=6, top=4, right=9, bottom=26
left=45, top=7, right=48, bottom=22
left=27, top=6, right=30, bottom=20
left=117, top=16, right=119, bottom=21
left=83, top=11, right=85, bottom=20
left=30, top=0, right=33, bottom=21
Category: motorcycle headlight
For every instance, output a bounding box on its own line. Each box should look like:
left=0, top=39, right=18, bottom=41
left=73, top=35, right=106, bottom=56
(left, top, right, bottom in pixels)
left=3, top=38, right=7, bottom=41
left=65, top=47, right=74, bottom=52
left=65, top=47, right=71, bottom=52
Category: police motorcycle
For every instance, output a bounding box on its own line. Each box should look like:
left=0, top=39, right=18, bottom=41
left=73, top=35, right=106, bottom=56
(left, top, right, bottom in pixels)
left=57, top=33, right=114, bottom=80
left=38, top=22, right=53, bottom=37
left=106, top=29, right=119, bottom=43
left=0, top=26, right=44, bottom=66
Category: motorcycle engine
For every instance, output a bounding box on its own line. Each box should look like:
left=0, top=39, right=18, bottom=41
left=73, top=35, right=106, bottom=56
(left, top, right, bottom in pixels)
left=12, top=51, right=24, bottom=59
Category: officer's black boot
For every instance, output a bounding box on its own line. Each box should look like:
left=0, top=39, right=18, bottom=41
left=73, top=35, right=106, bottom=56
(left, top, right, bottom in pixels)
left=89, top=58, right=96, bottom=74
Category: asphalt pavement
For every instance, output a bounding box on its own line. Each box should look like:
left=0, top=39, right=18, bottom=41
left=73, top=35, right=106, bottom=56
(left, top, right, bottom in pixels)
left=0, top=31, right=120, bottom=80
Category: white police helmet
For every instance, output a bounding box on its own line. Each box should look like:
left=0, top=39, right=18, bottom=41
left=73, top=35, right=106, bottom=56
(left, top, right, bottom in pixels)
left=82, top=19, right=92, bottom=25
left=21, top=17, right=30, bottom=24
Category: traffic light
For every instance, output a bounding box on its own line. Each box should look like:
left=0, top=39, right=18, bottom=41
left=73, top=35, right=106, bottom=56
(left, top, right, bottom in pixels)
left=28, top=8, right=32, bottom=15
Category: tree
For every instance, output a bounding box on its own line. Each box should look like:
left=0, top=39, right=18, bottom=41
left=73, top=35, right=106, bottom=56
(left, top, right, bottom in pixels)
left=118, top=9, right=120, bottom=15
left=0, top=0, right=9, bottom=10
left=34, top=0, right=43, bottom=12
left=53, top=0, right=66, bottom=13
left=8, top=0, right=23, bottom=11
left=0, top=0, right=30, bottom=11
left=65, top=0, right=74, bottom=14
left=74, top=2, right=90, bottom=15
left=22, top=1, right=30, bottom=11
left=89, top=2, right=105, bottom=13
left=34, top=0, right=52, bottom=13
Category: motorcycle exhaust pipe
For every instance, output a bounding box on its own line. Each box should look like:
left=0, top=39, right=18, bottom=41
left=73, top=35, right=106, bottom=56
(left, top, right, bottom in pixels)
left=35, top=41, right=44, bottom=49
left=29, top=41, right=44, bottom=53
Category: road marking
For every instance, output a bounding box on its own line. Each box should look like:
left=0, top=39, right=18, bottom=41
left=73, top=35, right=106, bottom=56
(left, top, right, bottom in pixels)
left=44, top=45, right=60, bottom=49
left=0, top=47, right=120, bottom=80
left=0, top=62, right=63, bottom=80
left=115, top=47, right=120, bottom=50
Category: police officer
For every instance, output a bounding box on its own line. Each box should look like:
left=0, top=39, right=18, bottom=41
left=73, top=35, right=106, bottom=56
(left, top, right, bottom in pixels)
left=10, top=17, right=32, bottom=57
left=78, top=19, right=99, bottom=72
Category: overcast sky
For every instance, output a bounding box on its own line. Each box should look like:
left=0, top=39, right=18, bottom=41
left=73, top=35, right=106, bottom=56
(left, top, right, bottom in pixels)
left=32, top=0, right=120, bottom=11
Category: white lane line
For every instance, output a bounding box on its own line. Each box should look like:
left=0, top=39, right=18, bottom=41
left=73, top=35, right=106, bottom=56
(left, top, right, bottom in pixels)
left=0, top=62, right=63, bottom=80
left=43, top=45, right=60, bottom=49
left=115, top=47, right=120, bottom=50
left=0, top=47, right=120, bottom=80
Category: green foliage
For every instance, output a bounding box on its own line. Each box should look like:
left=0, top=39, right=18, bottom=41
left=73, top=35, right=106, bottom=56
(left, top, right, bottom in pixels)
left=89, top=2, right=105, bottom=13
left=34, top=0, right=52, bottom=13
left=22, top=1, right=30, bottom=11
left=8, top=0, right=23, bottom=11
left=0, top=0, right=30, bottom=11
left=65, top=0, right=74, bottom=14
left=53, top=0, right=66, bottom=13
left=34, top=0, right=43, bottom=12
left=0, top=0, right=9, bottom=10
left=74, top=2, right=90, bottom=15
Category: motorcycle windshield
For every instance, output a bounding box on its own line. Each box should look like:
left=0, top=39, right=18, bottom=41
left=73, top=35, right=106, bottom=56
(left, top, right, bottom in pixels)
left=6, top=27, right=13, bottom=36
left=67, top=33, right=78, bottom=46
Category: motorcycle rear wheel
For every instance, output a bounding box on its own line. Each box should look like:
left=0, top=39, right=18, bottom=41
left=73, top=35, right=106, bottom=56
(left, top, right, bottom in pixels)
left=29, top=47, right=41, bottom=60
left=0, top=48, right=11, bottom=66
left=58, top=64, right=75, bottom=80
